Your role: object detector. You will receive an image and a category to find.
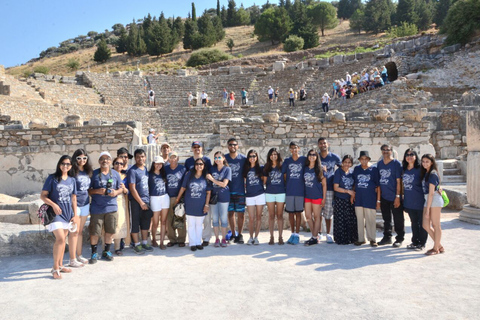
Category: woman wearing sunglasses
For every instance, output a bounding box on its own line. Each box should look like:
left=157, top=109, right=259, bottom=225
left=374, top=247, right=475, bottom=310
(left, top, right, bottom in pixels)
left=175, top=158, right=212, bottom=251
left=71, top=149, right=93, bottom=266
left=40, top=155, right=78, bottom=279
left=243, top=150, right=265, bottom=245
left=206, top=151, right=232, bottom=247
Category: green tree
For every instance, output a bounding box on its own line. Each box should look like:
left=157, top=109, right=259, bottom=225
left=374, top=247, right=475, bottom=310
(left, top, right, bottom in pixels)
left=186, top=48, right=233, bottom=67
left=415, top=0, right=433, bottom=31
left=254, top=7, right=292, bottom=44
left=247, top=4, right=261, bottom=24
left=66, top=58, right=80, bottom=70
left=363, top=0, right=392, bottom=34
left=396, top=0, right=418, bottom=25
left=442, top=0, right=480, bottom=45
left=111, top=23, right=125, bottom=36
left=116, top=26, right=128, bottom=53
left=192, top=2, right=197, bottom=21
left=307, top=2, right=339, bottom=36
left=183, top=19, right=198, bottom=50
left=337, top=0, right=363, bottom=19
left=87, top=31, right=98, bottom=39
left=283, top=35, right=304, bottom=52
left=195, top=14, right=217, bottom=48
left=227, top=38, right=235, bottom=53
left=227, top=0, right=238, bottom=26
left=297, top=23, right=319, bottom=49
left=236, top=6, right=251, bottom=25
left=349, top=8, right=365, bottom=34
left=142, top=13, right=153, bottom=33
left=217, top=0, right=221, bottom=16
left=212, top=16, right=226, bottom=43
left=147, top=14, right=174, bottom=57
left=94, top=39, right=111, bottom=63
left=434, top=0, right=452, bottom=27
left=172, top=16, right=185, bottom=46
left=221, top=5, right=228, bottom=26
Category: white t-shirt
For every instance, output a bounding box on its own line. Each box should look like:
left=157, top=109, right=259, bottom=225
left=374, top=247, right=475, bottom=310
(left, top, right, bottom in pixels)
left=322, top=95, right=330, bottom=104
left=147, top=133, right=157, bottom=144
left=268, top=88, right=274, bottom=95
left=201, top=92, right=208, bottom=100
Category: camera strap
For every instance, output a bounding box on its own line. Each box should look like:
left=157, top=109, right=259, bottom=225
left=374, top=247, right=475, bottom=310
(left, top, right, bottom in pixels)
left=98, top=170, right=113, bottom=188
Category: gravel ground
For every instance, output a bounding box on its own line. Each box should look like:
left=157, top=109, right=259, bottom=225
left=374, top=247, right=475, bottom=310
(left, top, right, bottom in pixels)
left=1, top=211, right=479, bottom=320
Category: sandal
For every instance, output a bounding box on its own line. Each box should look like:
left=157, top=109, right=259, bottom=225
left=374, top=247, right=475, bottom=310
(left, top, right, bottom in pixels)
left=51, top=269, right=62, bottom=280
left=59, top=266, right=72, bottom=273
left=115, top=249, right=123, bottom=256
left=278, top=236, right=284, bottom=245
left=160, top=244, right=166, bottom=250
left=439, top=246, right=445, bottom=254
left=425, top=249, right=439, bottom=256
left=152, top=240, right=159, bottom=247
left=269, top=236, right=275, bottom=245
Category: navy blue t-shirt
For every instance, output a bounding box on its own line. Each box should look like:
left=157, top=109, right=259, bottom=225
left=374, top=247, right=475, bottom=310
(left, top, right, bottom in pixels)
left=225, top=153, right=247, bottom=194
left=282, top=156, right=306, bottom=196
left=127, top=165, right=150, bottom=204
left=181, top=172, right=212, bottom=216
left=210, top=166, right=232, bottom=203
left=304, top=167, right=324, bottom=200
left=75, top=170, right=91, bottom=207
left=334, top=168, right=354, bottom=200
left=319, top=152, right=342, bottom=191
left=42, top=175, right=77, bottom=223
left=148, top=173, right=167, bottom=197
left=377, top=159, right=402, bottom=201
left=353, top=165, right=379, bottom=209
left=245, top=167, right=265, bottom=197
left=184, top=156, right=212, bottom=172
left=90, top=169, right=121, bottom=214
left=264, top=166, right=286, bottom=194
left=403, top=167, right=425, bottom=210
left=422, top=170, right=440, bottom=194
left=165, top=165, right=186, bottom=197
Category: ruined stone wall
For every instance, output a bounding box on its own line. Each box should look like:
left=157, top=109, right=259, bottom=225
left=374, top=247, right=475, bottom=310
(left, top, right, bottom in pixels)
left=0, top=124, right=138, bottom=196
left=219, top=121, right=435, bottom=163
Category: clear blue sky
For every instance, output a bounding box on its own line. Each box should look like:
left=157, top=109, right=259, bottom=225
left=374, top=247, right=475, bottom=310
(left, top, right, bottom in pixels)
left=0, top=0, right=262, bottom=68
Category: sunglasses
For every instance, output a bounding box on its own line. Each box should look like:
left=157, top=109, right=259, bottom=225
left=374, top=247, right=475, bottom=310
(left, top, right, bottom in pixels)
left=228, top=144, right=238, bottom=147
left=406, top=153, right=415, bottom=157
left=195, top=163, right=204, bottom=166
left=382, top=149, right=391, bottom=152
left=119, top=155, right=128, bottom=158
left=193, top=146, right=201, bottom=149
left=114, top=162, right=124, bottom=166
left=308, top=153, right=317, bottom=157
left=214, top=157, right=223, bottom=160
left=248, top=155, right=257, bottom=158
left=76, top=156, right=88, bottom=161
left=60, top=162, right=72, bottom=167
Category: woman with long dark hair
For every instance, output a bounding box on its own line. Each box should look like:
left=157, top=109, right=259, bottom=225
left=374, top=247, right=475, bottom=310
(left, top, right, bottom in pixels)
left=262, top=148, right=285, bottom=245
left=71, top=149, right=93, bottom=265
left=112, top=157, right=130, bottom=255
left=175, top=158, right=211, bottom=251
left=149, top=156, right=169, bottom=250
left=206, top=151, right=231, bottom=247
left=303, top=149, right=327, bottom=246
left=402, top=149, right=427, bottom=251
left=243, top=149, right=265, bottom=245
left=421, top=154, right=444, bottom=255
left=333, top=155, right=358, bottom=245
left=40, top=155, right=78, bottom=279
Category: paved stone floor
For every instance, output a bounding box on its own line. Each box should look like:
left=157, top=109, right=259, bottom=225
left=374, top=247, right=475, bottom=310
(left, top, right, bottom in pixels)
left=1, top=211, right=479, bottom=319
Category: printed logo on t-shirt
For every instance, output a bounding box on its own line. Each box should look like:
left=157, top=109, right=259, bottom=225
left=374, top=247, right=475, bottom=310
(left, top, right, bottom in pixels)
left=141, top=175, right=149, bottom=192
left=247, top=171, right=260, bottom=186
left=403, top=173, right=415, bottom=191
left=77, top=175, right=90, bottom=191
left=304, top=172, right=315, bottom=188
left=230, top=163, right=241, bottom=178
left=356, top=174, right=371, bottom=188
left=288, top=163, right=302, bottom=179
left=189, top=181, right=204, bottom=198
left=57, top=183, right=73, bottom=203
left=212, top=172, right=223, bottom=189
left=155, top=178, right=166, bottom=194
left=379, top=169, right=392, bottom=185
left=167, top=171, right=183, bottom=188
left=324, top=161, right=337, bottom=178
left=342, top=175, right=354, bottom=190
left=269, top=170, right=282, bottom=185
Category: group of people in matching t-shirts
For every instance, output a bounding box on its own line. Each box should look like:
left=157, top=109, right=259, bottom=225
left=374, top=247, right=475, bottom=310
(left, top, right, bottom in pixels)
left=40, top=138, right=445, bottom=279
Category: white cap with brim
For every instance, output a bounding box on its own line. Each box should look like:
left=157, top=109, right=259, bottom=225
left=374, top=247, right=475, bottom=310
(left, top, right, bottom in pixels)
left=153, top=156, right=165, bottom=164
left=98, top=151, right=112, bottom=160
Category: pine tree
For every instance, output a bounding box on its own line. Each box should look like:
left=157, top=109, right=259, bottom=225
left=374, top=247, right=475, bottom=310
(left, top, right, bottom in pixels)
left=308, top=1, right=339, bottom=36
left=363, top=0, right=392, bottom=34
left=254, top=7, right=292, bottom=44
left=217, top=0, right=221, bottom=16
left=212, top=15, right=226, bottom=43
left=349, top=8, right=365, bottom=34
left=195, top=14, right=216, bottom=48
left=143, top=13, right=153, bottom=33
left=221, top=5, right=228, bottom=26
left=415, top=0, right=433, bottom=31
left=147, top=13, right=173, bottom=57
left=192, top=2, right=197, bottom=21
left=127, top=20, right=139, bottom=56
left=183, top=19, right=198, bottom=50
left=396, top=0, right=418, bottom=25
left=279, top=0, right=286, bottom=7
left=227, top=0, right=238, bottom=27
left=94, top=38, right=111, bottom=62
left=116, top=26, right=128, bottom=54
left=434, top=0, right=452, bottom=28
left=172, top=16, right=185, bottom=46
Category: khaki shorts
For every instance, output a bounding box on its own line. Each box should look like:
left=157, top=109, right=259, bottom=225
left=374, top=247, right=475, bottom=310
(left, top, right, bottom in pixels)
left=89, top=211, right=118, bottom=236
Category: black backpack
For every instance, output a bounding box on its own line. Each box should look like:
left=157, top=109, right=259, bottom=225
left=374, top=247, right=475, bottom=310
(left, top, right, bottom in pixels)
left=149, top=91, right=154, bottom=97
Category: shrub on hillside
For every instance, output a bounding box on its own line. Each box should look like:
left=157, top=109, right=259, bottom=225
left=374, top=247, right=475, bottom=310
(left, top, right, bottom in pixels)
left=441, top=0, right=480, bottom=46
left=387, top=22, right=418, bottom=38
left=33, top=66, right=49, bottom=74
left=283, top=35, right=304, bottom=52
left=186, top=49, right=233, bottom=67
left=67, top=58, right=80, bottom=71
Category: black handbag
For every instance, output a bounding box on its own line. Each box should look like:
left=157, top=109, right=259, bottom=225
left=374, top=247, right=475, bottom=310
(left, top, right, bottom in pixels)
left=209, top=193, right=218, bottom=205
left=37, top=204, right=56, bottom=226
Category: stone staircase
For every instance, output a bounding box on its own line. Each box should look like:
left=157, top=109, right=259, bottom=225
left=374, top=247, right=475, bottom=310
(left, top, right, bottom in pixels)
left=442, top=159, right=466, bottom=184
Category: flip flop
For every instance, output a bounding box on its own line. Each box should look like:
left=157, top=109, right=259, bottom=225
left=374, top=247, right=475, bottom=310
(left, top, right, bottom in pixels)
left=51, top=269, right=62, bottom=280
left=59, top=266, right=72, bottom=273
left=425, top=249, right=439, bottom=256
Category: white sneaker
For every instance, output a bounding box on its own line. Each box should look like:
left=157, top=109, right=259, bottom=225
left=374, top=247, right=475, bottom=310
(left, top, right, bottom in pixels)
left=77, top=255, right=89, bottom=264
left=253, top=237, right=259, bottom=245
left=69, top=259, right=84, bottom=268
left=247, top=237, right=254, bottom=245
left=326, top=234, right=334, bottom=243
left=317, top=233, right=324, bottom=242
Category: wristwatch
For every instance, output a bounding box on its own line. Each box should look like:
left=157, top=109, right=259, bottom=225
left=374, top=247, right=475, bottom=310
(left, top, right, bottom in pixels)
left=396, top=195, right=400, bottom=198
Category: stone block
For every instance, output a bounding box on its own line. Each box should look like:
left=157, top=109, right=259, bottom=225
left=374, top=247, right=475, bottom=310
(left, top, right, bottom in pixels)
left=325, top=110, right=346, bottom=123
left=332, top=55, right=344, bottom=65
left=317, top=58, right=329, bottom=67
left=29, top=119, right=48, bottom=129
left=344, top=54, right=356, bottom=62
left=395, top=41, right=406, bottom=51
left=273, top=61, right=285, bottom=72
left=263, top=113, right=279, bottom=123
left=442, top=44, right=461, bottom=54
left=177, top=69, right=187, bottom=76
left=229, top=66, right=242, bottom=74
left=64, top=115, right=83, bottom=127
left=404, top=40, right=415, bottom=49
left=88, top=119, right=102, bottom=126
left=28, top=199, right=43, bottom=224
left=370, top=109, right=391, bottom=121
left=467, top=111, right=480, bottom=151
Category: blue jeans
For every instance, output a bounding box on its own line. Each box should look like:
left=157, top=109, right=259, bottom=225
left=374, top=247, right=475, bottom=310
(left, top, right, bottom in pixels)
left=211, top=202, right=229, bottom=227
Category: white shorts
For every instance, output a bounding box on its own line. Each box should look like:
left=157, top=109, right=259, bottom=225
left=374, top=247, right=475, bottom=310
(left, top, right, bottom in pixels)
left=246, top=194, right=266, bottom=206
left=78, top=204, right=90, bottom=217
left=47, top=221, right=70, bottom=232
left=424, top=193, right=444, bottom=208
left=150, top=194, right=170, bottom=211
left=229, top=100, right=235, bottom=106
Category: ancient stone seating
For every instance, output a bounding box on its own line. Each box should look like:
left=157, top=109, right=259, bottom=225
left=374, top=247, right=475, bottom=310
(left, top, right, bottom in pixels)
left=1, top=75, right=43, bottom=100
left=29, top=78, right=102, bottom=105
left=147, top=75, right=199, bottom=107
left=84, top=73, right=146, bottom=106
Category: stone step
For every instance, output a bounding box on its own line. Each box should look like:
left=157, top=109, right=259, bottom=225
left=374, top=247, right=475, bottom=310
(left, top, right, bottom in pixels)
left=443, top=168, right=461, bottom=176
left=0, top=203, right=30, bottom=210
left=443, top=160, right=458, bottom=169
left=442, top=175, right=466, bottom=183
left=0, top=210, right=30, bottom=224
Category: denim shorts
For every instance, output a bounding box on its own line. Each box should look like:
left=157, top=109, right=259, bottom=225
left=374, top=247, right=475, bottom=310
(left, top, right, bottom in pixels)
left=265, top=193, right=286, bottom=203
left=78, top=204, right=90, bottom=217
left=211, top=202, right=229, bottom=227
left=424, top=193, right=444, bottom=208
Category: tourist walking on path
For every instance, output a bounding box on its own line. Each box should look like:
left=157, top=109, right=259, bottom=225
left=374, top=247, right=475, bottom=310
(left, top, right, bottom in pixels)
left=206, top=151, right=232, bottom=247
left=147, top=128, right=159, bottom=145
left=241, top=88, right=248, bottom=105
left=352, top=151, right=380, bottom=247
left=223, top=88, right=228, bottom=107
left=402, top=149, right=427, bottom=251
left=333, top=155, right=358, bottom=245
left=128, top=149, right=154, bottom=255
left=165, top=152, right=187, bottom=247
left=322, top=93, right=330, bottom=113
left=377, top=144, right=405, bottom=247
left=421, top=154, right=445, bottom=256
left=263, top=148, right=285, bottom=245
left=288, top=88, right=295, bottom=107
left=282, top=142, right=306, bottom=245
left=148, top=89, right=155, bottom=107
left=71, top=149, right=93, bottom=265
left=274, top=87, right=279, bottom=103
left=299, top=87, right=307, bottom=101
left=268, top=86, right=274, bottom=103
left=303, top=150, right=327, bottom=246
left=112, top=157, right=130, bottom=255
left=229, top=91, right=235, bottom=108
left=149, top=156, right=169, bottom=250
left=318, top=137, right=341, bottom=243
left=225, top=138, right=247, bottom=244
left=244, top=150, right=265, bottom=245
left=201, top=90, right=208, bottom=107
left=188, top=92, right=193, bottom=107
left=88, top=151, right=123, bottom=263
left=41, top=155, right=79, bottom=279
left=175, top=158, right=212, bottom=251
